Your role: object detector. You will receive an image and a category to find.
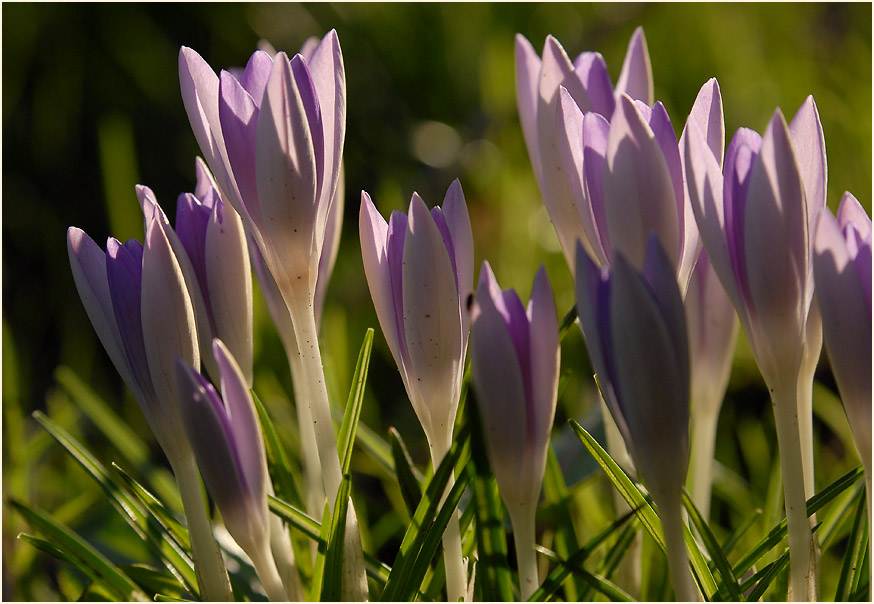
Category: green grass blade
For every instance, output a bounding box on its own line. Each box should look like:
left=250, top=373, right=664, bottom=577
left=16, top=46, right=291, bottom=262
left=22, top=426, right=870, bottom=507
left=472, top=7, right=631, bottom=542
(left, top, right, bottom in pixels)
left=822, top=481, right=865, bottom=550
left=535, top=544, right=633, bottom=600
left=558, top=305, right=578, bottom=340
left=733, top=465, right=863, bottom=577
left=380, top=423, right=471, bottom=601
left=743, top=550, right=789, bottom=601
left=683, top=490, right=742, bottom=600
left=331, top=399, right=394, bottom=476
left=54, top=366, right=149, bottom=467
left=570, top=420, right=717, bottom=599
left=12, top=500, right=147, bottom=601
left=251, top=389, right=304, bottom=509
left=112, top=464, right=190, bottom=549
left=389, top=426, right=424, bottom=518
left=338, top=329, right=374, bottom=474
left=591, top=515, right=638, bottom=591
left=154, top=595, right=194, bottom=602
left=835, top=488, right=869, bottom=601
left=721, top=508, right=763, bottom=557
left=18, top=533, right=86, bottom=575
left=122, top=564, right=188, bottom=600
left=850, top=544, right=869, bottom=601
left=320, top=475, right=353, bottom=602
left=542, top=446, right=582, bottom=600
left=309, top=498, right=333, bottom=601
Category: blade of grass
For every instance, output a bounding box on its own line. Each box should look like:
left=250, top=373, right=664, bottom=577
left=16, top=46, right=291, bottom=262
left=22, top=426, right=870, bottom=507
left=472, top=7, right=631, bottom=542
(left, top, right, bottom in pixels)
left=122, top=564, right=188, bottom=600
left=835, top=490, right=869, bottom=601
left=251, top=390, right=304, bottom=509
left=558, top=305, right=578, bottom=340
left=338, top=329, right=373, bottom=474
left=721, top=508, right=763, bottom=557
left=12, top=500, right=147, bottom=601
left=542, top=446, right=583, bottom=600
left=744, top=550, right=789, bottom=601
left=309, top=498, right=333, bottom=602
left=320, top=475, right=353, bottom=602
left=389, top=426, right=424, bottom=518
left=683, top=490, right=742, bottom=600
left=821, top=481, right=865, bottom=551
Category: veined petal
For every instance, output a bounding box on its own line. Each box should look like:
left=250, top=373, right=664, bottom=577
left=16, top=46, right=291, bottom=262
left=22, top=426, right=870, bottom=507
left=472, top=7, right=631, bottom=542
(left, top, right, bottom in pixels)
left=515, top=33, right=543, bottom=182
left=614, top=27, right=653, bottom=106
left=402, top=195, right=463, bottom=444
left=256, top=51, right=319, bottom=279
left=219, top=69, right=262, bottom=230
left=206, top=199, right=253, bottom=386
left=67, top=228, right=140, bottom=405
left=526, top=265, right=559, bottom=453
left=604, top=95, right=679, bottom=272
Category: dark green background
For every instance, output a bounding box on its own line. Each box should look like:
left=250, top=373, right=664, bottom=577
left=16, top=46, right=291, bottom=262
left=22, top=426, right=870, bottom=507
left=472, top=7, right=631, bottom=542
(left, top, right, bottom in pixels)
left=3, top=3, right=870, bottom=600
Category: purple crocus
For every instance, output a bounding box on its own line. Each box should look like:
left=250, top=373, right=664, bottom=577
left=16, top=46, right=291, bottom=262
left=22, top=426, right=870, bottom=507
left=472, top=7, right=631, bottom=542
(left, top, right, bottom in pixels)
left=359, top=179, right=473, bottom=602
left=575, top=236, right=696, bottom=601
left=136, top=158, right=253, bottom=385
left=515, top=27, right=653, bottom=270
left=470, top=263, right=559, bottom=600
left=179, top=30, right=344, bottom=305
left=813, top=194, right=871, bottom=487
left=175, top=339, right=286, bottom=602
left=684, top=97, right=827, bottom=600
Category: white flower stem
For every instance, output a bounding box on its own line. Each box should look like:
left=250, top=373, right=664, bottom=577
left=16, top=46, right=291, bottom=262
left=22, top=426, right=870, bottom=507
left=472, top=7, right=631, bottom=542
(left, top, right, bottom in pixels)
left=508, top=506, right=539, bottom=600
left=287, top=349, right=327, bottom=521
left=797, top=360, right=817, bottom=508
left=655, top=489, right=699, bottom=602
left=249, top=539, right=290, bottom=602
left=687, top=407, right=720, bottom=521
left=170, top=451, right=234, bottom=602
left=430, top=439, right=468, bottom=602
left=771, top=378, right=817, bottom=601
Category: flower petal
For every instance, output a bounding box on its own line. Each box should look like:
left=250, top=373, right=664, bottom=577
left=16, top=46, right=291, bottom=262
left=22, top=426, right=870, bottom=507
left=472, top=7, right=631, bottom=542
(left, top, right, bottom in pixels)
left=219, top=69, right=262, bottom=230
left=315, top=165, right=344, bottom=327
left=788, top=96, right=827, bottom=222
left=573, top=51, right=615, bottom=118
left=515, top=33, right=543, bottom=182
left=526, top=265, right=559, bottom=454
left=837, top=191, right=871, bottom=240
left=240, top=50, right=274, bottom=108
left=683, top=78, right=725, bottom=167
left=614, top=27, right=653, bottom=106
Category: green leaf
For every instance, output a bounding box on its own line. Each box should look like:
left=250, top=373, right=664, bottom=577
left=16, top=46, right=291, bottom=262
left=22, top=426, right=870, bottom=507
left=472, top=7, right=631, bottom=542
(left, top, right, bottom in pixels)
left=835, top=487, right=869, bottom=601
left=570, top=420, right=717, bottom=599
left=12, top=500, right=147, bottom=601
left=309, top=498, right=333, bottom=602
left=19, top=533, right=87, bottom=575
left=252, top=389, right=304, bottom=510
left=721, top=508, right=763, bottom=557
left=558, top=305, right=578, bottom=340
left=321, top=476, right=353, bottom=601
left=743, top=550, right=790, bottom=601
left=591, top=515, right=638, bottom=591
left=331, top=398, right=394, bottom=476
left=121, top=564, right=188, bottom=600
left=54, top=366, right=149, bottom=467
left=389, top=426, right=424, bottom=518
left=338, top=329, right=374, bottom=475
left=112, top=464, right=190, bottom=549
left=541, top=446, right=582, bottom=600
left=683, top=490, right=742, bottom=600
left=380, top=423, right=471, bottom=601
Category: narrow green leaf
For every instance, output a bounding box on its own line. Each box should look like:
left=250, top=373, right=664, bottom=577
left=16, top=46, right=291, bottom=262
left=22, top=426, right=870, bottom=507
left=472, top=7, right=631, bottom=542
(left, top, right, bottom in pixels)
left=252, top=389, right=304, bottom=509
left=19, top=533, right=86, bottom=576
left=321, top=476, right=353, bottom=601
left=850, top=542, right=869, bottom=600
left=733, top=465, right=863, bottom=577
left=683, top=490, right=742, bottom=600
left=121, top=564, right=188, bottom=600
left=570, top=420, right=717, bottom=599
left=389, top=426, right=424, bottom=517
left=12, top=500, right=147, bottom=601
left=338, top=329, right=374, bottom=474
left=743, top=550, right=789, bottom=601
left=821, top=481, right=865, bottom=551
left=380, top=424, right=471, bottom=601
left=835, top=489, right=869, bottom=601
left=542, top=446, right=582, bottom=600
left=331, top=399, right=394, bottom=476
left=309, top=498, right=333, bottom=602
left=54, top=366, right=149, bottom=467
left=721, top=508, right=763, bottom=557
left=112, top=464, right=190, bottom=549
left=154, top=595, right=194, bottom=602
left=558, top=305, right=578, bottom=340
left=592, top=515, right=638, bottom=590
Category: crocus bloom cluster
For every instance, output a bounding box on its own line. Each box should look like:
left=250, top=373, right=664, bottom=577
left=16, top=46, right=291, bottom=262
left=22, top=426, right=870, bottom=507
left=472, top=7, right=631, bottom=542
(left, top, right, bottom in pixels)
left=814, top=193, right=872, bottom=487
left=575, top=236, right=696, bottom=601
left=136, top=158, right=253, bottom=385
left=470, top=263, right=559, bottom=600
left=515, top=28, right=654, bottom=270
left=175, top=339, right=288, bottom=602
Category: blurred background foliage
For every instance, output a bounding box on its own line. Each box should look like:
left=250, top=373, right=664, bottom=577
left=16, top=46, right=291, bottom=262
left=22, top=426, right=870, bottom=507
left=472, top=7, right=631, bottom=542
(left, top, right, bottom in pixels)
left=2, top=3, right=870, bottom=601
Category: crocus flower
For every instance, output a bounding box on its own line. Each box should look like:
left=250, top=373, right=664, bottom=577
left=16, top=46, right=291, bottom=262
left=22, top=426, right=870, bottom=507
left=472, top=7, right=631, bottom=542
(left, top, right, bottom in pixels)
left=814, top=193, right=871, bottom=493
left=575, top=236, right=696, bottom=602
left=67, top=215, right=234, bottom=601
left=359, top=179, right=473, bottom=601
left=136, top=158, right=253, bottom=385
left=175, top=339, right=286, bottom=602
left=470, top=262, right=559, bottom=600
left=515, top=27, right=653, bottom=270
left=684, top=97, right=827, bottom=600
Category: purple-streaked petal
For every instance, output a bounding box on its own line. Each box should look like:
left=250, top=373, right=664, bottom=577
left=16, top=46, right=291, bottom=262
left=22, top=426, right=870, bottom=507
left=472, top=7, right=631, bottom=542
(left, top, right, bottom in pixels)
left=255, top=51, right=319, bottom=275
left=515, top=33, right=543, bottom=182
left=175, top=193, right=211, bottom=300
left=604, top=95, right=679, bottom=271
left=402, top=194, right=463, bottom=443
left=573, top=51, right=615, bottom=118
left=387, top=208, right=410, bottom=367
left=441, top=179, right=474, bottom=308
left=240, top=50, right=274, bottom=108
left=583, top=111, right=612, bottom=264
left=526, top=265, right=559, bottom=452
left=307, top=31, right=346, bottom=243
left=837, top=192, right=871, bottom=240
left=206, top=199, right=253, bottom=386
left=723, top=128, right=762, bottom=307
left=194, top=156, right=218, bottom=202
left=614, top=27, right=653, bottom=106
left=789, top=96, right=827, bottom=222
left=290, top=55, right=325, bottom=208
left=219, top=69, right=262, bottom=229
left=429, top=207, right=458, bottom=294
left=682, top=78, right=725, bottom=167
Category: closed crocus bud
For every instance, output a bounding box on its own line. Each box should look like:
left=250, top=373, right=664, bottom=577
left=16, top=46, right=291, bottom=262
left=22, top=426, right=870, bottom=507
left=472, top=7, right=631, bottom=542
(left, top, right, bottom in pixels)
left=814, top=194, right=872, bottom=482
left=575, top=236, right=696, bottom=602
left=136, top=159, right=253, bottom=386
left=516, top=27, right=652, bottom=270
left=175, top=340, right=286, bottom=602
left=359, top=179, right=473, bottom=602
left=471, top=262, right=559, bottom=600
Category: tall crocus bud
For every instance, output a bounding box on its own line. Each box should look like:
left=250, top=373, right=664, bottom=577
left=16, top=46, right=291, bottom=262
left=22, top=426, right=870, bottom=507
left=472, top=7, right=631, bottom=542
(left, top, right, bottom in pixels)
left=67, top=216, right=233, bottom=601
left=575, top=237, right=697, bottom=602
left=359, top=180, right=473, bottom=601
left=515, top=27, right=652, bottom=270
left=684, top=98, right=827, bottom=600
left=136, top=158, right=253, bottom=385
left=814, top=193, right=872, bottom=508
left=470, top=263, right=559, bottom=600
left=175, top=340, right=287, bottom=602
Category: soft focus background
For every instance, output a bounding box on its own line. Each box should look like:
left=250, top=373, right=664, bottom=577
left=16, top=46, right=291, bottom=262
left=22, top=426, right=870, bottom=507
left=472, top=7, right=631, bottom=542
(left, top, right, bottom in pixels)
left=3, top=3, right=871, bottom=600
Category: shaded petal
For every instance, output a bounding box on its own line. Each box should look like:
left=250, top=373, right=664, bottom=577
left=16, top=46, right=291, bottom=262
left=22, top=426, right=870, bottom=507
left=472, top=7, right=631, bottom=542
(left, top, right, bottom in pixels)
left=194, top=156, right=218, bottom=202
left=614, top=27, right=653, bottom=106
left=240, top=50, right=274, bottom=108
left=219, top=69, right=262, bottom=229
left=515, top=33, right=543, bottom=182
left=582, top=111, right=612, bottom=263
left=573, top=51, right=615, bottom=118
left=402, top=195, right=463, bottom=443
left=789, top=96, right=827, bottom=222
left=681, top=78, right=725, bottom=168
left=837, top=191, right=871, bottom=240
left=526, top=265, right=559, bottom=453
